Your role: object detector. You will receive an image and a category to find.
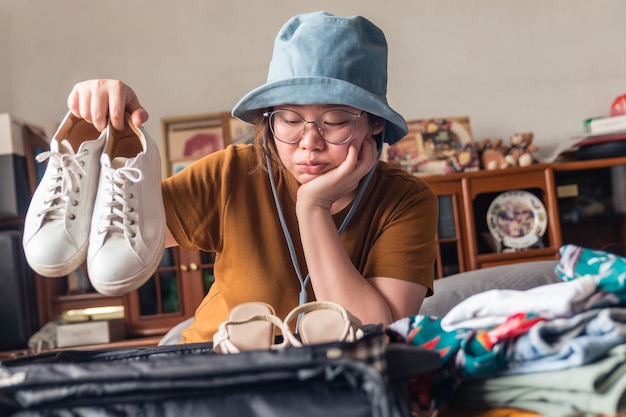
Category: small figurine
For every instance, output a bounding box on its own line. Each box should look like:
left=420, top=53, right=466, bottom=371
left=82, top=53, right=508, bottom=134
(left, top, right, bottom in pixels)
left=505, top=132, right=538, bottom=167
left=477, top=138, right=510, bottom=170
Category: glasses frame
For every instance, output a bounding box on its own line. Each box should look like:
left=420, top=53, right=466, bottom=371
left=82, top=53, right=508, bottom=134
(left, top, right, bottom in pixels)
left=263, top=109, right=365, bottom=145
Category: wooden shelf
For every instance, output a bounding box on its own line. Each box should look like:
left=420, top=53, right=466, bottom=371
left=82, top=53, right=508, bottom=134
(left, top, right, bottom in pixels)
left=0, top=216, right=27, bottom=230
left=0, top=336, right=161, bottom=361
left=475, top=247, right=560, bottom=268
left=552, top=156, right=626, bottom=171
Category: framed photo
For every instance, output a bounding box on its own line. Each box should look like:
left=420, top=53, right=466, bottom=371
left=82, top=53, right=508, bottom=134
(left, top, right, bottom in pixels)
left=170, top=160, right=197, bottom=176
left=161, top=113, right=230, bottom=176
left=382, top=116, right=479, bottom=176
left=221, top=113, right=254, bottom=145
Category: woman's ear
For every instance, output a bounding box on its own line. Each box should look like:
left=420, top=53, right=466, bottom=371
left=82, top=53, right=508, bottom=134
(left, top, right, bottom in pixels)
left=372, top=118, right=384, bottom=135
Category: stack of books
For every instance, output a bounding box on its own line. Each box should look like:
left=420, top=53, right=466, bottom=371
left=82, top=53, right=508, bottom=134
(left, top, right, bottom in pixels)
left=544, top=115, right=626, bottom=163
left=56, top=306, right=126, bottom=348
left=572, top=115, right=626, bottom=160
left=566, top=114, right=626, bottom=150
left=588, top=115, right=626, bottom=136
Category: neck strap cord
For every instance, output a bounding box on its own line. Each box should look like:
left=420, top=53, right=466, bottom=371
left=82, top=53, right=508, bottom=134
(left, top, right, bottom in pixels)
left=263, top=129, right=385, bottom=308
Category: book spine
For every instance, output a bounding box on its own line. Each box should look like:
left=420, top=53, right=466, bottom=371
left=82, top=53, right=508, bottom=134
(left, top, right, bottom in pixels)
left=589, top=115, right=626, bottom=135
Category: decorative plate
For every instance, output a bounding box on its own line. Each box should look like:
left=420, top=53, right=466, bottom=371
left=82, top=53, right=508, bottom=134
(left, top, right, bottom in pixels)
left=486, top=190, right=548, bottom=249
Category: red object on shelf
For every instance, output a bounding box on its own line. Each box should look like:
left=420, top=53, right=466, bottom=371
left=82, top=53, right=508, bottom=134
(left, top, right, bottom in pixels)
left=610, top=94, right=626, bottom=117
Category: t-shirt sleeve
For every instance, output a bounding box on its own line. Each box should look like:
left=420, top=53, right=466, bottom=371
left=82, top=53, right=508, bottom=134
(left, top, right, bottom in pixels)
left=161, top=146, right=241, bottom=252
left=363, top=173, right=438, bottom=295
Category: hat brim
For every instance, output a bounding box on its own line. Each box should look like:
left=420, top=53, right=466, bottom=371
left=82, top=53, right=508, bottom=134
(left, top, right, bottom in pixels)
left=231, top=77, right=408, bottom=144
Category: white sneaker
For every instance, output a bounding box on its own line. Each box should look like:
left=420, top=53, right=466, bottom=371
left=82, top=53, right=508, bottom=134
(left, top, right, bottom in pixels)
left=87, top=115, right=166, bottom=296
left=23, top=112, right=106, bottom=277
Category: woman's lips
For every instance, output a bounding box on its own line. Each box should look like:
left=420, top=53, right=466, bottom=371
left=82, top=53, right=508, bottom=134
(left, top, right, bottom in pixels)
left=297, top=161, right=327, bottom=174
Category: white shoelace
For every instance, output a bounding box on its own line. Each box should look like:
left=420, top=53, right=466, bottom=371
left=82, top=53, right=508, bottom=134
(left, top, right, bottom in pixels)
left=97, top=161, right=143, bottom=245
left=35, top=143, right=88, bottom=221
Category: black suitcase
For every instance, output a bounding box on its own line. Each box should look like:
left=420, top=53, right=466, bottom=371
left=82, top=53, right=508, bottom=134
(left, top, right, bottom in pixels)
left=0, top=326, right=440, bottom=417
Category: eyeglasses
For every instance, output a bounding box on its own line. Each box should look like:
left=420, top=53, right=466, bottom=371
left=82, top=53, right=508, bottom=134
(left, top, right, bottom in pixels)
left=263, top=109, right=365, bottom=145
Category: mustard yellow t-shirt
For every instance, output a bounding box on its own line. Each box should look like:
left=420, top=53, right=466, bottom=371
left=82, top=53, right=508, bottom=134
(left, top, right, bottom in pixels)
left=162, top=144, right=437, bottom=343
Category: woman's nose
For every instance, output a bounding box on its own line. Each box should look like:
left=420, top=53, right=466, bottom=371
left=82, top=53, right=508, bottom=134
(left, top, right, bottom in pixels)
left=299, top=122, right=325, bottom=150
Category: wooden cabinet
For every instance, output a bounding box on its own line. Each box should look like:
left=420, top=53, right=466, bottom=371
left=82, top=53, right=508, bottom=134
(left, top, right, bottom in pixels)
left=3, top=120, right=215, bottom=344
left=125, top=248, right=214, bottom=337
left=552, top=156, right=626, bottom=256
left=424, top=164, right=562, bottom=278
left=424, top=156, right=626, bottom=278
left=33, top=248, right=215, bottom=340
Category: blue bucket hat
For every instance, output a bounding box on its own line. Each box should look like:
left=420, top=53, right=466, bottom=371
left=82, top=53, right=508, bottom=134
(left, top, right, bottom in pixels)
left=231, top=11, right=408, bottom=144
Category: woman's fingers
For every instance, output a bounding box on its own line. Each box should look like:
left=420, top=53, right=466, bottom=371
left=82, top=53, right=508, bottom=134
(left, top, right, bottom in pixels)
left=67, top=79, right=148, bottom=131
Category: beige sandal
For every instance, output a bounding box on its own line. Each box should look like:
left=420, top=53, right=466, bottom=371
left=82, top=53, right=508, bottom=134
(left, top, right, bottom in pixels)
left=212, top=302, right=290, bottom=353
left=213, top=301, right=364, bottom=353
left=283, top=301, right=364, bottom=345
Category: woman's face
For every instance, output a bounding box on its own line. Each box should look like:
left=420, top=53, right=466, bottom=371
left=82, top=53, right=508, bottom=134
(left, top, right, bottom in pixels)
left=271, top=104, right=383, bottom=184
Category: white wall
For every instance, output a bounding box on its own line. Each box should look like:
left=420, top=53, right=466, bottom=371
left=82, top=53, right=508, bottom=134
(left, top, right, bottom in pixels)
left=0, top=1, right=10, bottom=113
left=4, top=0, right=626, bottom=162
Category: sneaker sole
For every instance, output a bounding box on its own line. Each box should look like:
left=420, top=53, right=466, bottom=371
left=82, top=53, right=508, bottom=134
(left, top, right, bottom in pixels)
left=24, top=242, right=88, bottom=278
left=89, top=230, right=166, bottom=296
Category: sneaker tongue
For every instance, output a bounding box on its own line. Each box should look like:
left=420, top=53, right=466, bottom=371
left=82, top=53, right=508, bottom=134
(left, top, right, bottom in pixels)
left=112, top=156, right=130, bottom=169
left=59, top=139, right=76, bottom=155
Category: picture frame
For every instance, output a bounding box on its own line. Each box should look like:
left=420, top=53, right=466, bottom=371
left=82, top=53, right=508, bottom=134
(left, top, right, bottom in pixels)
left=161, top=113, right=230, bottom=176
left=170, top=160, right=196, bottom=175
left=382, top=116, right=479, bottom=176
left=220, top=113, right=254, bottom=145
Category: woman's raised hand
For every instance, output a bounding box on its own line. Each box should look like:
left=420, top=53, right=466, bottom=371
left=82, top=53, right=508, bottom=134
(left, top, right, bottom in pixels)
left=67, top=79, right=149, bottom=131
left=296, top=136, right=379, bottom=211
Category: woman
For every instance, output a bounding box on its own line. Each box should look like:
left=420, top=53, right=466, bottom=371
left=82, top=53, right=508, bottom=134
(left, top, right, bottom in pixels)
left=68, top=11, right=437, bottom=343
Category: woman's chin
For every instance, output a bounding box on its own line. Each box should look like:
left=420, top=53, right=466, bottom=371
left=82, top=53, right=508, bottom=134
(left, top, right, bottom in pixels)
left=293, top=173, right=316, bottom=184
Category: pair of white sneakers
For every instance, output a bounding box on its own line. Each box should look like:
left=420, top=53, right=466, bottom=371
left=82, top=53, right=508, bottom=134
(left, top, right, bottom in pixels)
left=22, top=111, right=166, bottom=296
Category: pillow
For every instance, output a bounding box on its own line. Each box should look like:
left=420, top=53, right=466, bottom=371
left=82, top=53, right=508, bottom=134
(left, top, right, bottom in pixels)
left=419, top=260, right=561, bottom=318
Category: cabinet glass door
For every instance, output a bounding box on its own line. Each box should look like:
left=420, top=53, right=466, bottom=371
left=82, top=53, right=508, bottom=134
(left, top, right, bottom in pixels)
left=435, top=194, right=463, bottom=277
left=199, top=251, right=216, bottom=293
left=126, top=247, right=193, bottom=337
left=136, top=247, right=181, bottom=316
left=426, top=178, right=467, bottom=278
left=126, top=248, right=216, bottom=337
